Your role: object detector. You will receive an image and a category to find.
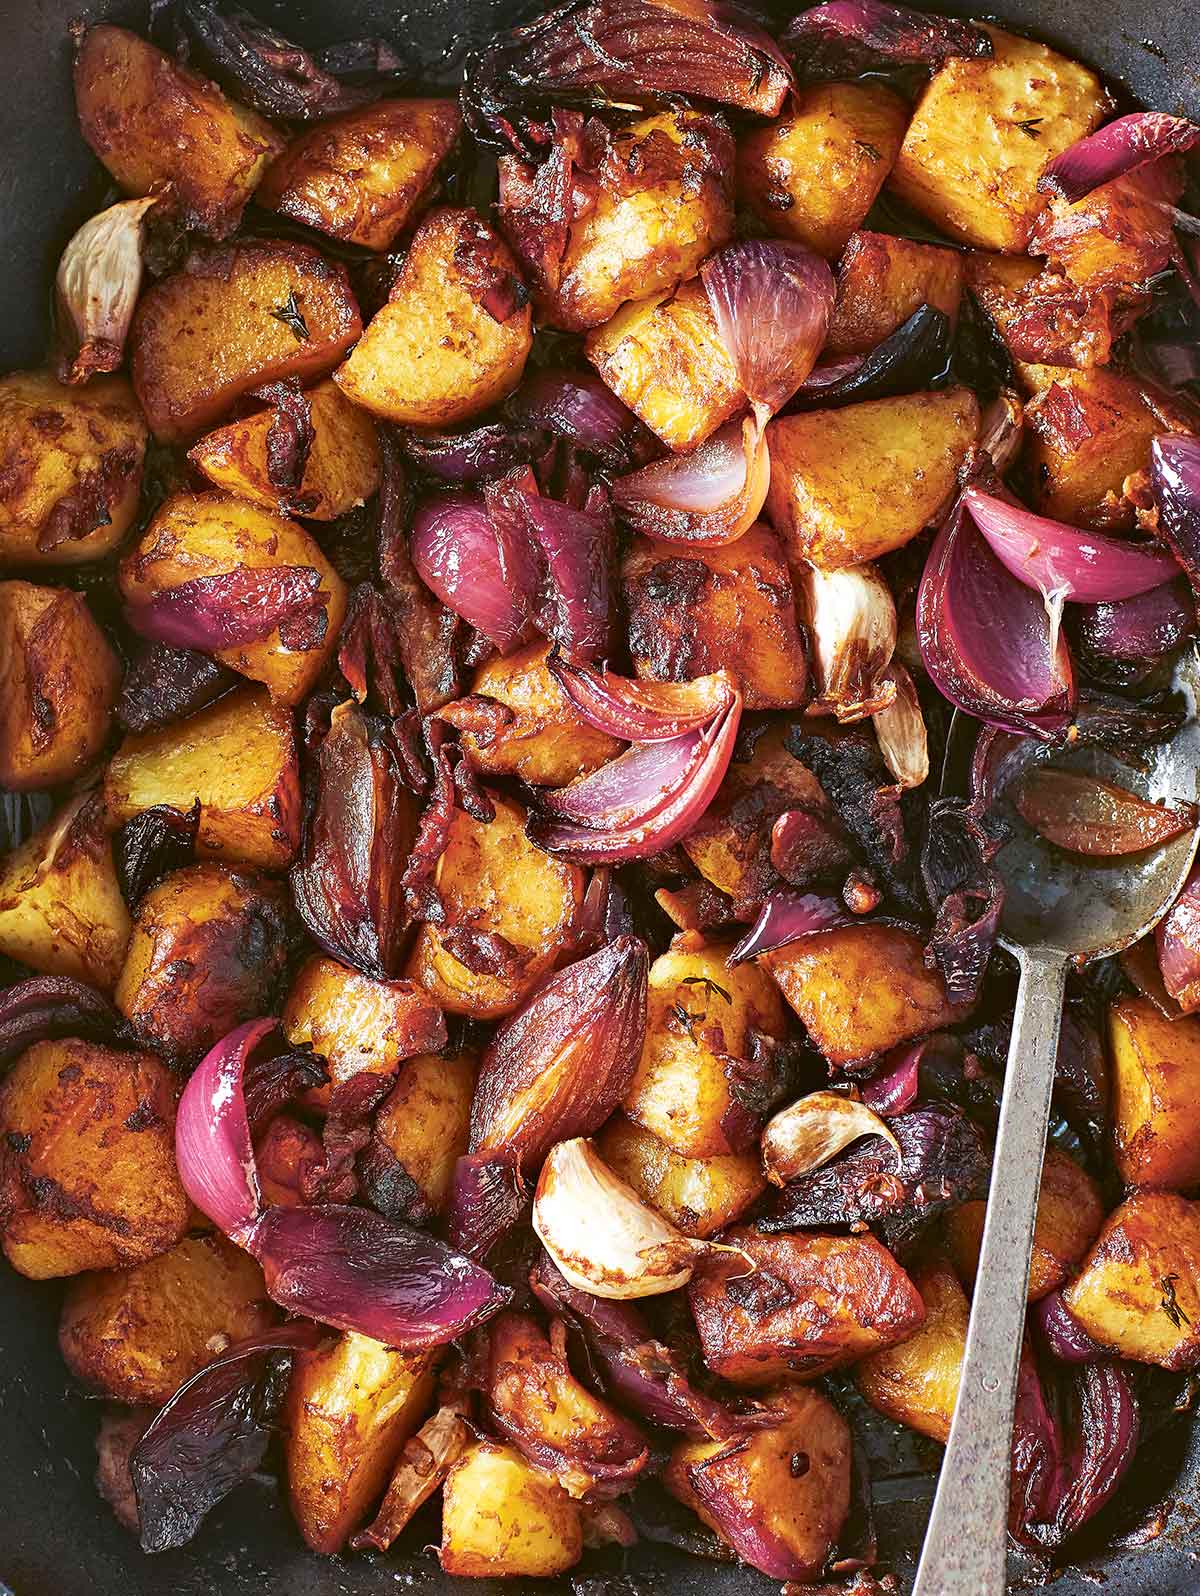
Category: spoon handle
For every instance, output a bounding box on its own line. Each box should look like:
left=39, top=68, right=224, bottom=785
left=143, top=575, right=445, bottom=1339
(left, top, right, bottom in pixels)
left=911, top=943, right=1068, bottom=1596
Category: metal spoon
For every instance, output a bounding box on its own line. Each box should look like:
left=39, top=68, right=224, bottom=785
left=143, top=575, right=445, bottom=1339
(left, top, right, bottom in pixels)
left=912, top=675, right=1200, bottom=1596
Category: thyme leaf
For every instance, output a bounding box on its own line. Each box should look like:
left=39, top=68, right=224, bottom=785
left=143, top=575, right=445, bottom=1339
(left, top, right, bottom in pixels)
left=681, top=975, right=732, bottom=1005
left=270, top=291, right=310, bottom=342
left=1161, top=1273, right=1191, bottom=1329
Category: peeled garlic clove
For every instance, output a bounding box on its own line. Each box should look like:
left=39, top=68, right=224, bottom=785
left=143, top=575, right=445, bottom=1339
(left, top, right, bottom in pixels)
left=873, top=663, right=929, bottom=790
left=761, top=1090, right=900, bottom=1187
left=54, top=195, right=159, bottom=385
left=800, top=562, right=897, bottom=723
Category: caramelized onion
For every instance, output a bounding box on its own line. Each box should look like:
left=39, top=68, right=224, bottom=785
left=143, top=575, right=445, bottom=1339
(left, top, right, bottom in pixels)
left=782, top=0, right=991, bottom=84
left=1151, top=434, right=1200, bottom=599
left=400, top=423, right=541, bottom=484
left=124, top=566, right=328, bottom=653
left=761, top=1091, right=899, bottom=1186
left=411, top=491, right=534, bottom=653
left=116, top=641, right=238, bottom=735
left=516, top=487, right=614, bottom=661
left=801, top=562, right=897, bottom=722
left=729, top=893, right=849, bottom=965
left=1156, top=860, right=1200, bottom=1011
left=0, top=975, right=122, bottom=1069
left=1011, top=767, right=1195, bottom=856
left=115, top=801, right=200, bottom=908
left=611, top=419, right=769, bottom=547
left=788, top=304, right=953, bottom=411
left=1034, top=1289, right=1105, bottom=1364
left=1074, top=578, right=1194, bottom=681
left=54, top=196, right=158, bottom=385
left=506, top=369, right=656, bottom=468
left=1038, top=112, right=1200, bottom=206
left=549, top=657, right=738, bottom=742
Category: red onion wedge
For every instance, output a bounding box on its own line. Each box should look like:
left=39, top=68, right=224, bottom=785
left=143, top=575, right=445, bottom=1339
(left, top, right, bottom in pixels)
left=860, top=1039, right=925, bottom=1117
left=729, top=892, right=849, bottom=965
left=1038, top=113, right=1200, bottom=206
left=175, top=1018, right=273, bottom=1239
left=963, top=487, right=1180, bottom=603
left=700, top=241, right=835, bottom=428
left=0, top=974, right=122, bottom=1069
left=1156, top=860, right=1200, bottom=1012
left=518, top=489, right=614, bottom=662
left=1151, top=434, right=1200, bottom=599
left=410, top=491, right=534, bottom=653
left=1034, top=1289, right=1105, bottom=1364
left=782, top=0, right=991, bottom=84
left=505, top=369, right=657, bottom=469
left=400, top=422, right=541, bottom=484
left=124, top=566, right=328, bottom=653
left=1074, top=578, right=1194, bottom=678
left=549, top=657, right=738, bottom=743
left=611, top=418, right=769, bottom=547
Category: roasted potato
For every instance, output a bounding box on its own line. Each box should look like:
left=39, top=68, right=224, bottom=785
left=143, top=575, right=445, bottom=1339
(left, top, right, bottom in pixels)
left=115, top=864, right=291, bottom=1064
left=0, top=795, right=131, bottom=991
left=763, top=923, right=961, bottom=1065
left=103, top=685, right=302, bottom=871
left=438, top=642, right=621, bottom=787
left=188, top=378, right=381, bottom=520
left=73, top=24, right=284, bottom=237
left=622, top=524, right=808, bottom=710
left=624, top=940, right=789, bottom=1160
left=360, top=1051, right=476, bottom=1218
left=0, top=1038, right=188, bottom=1279
left=335, top=207, right=532, bottom=428
left=255, top=1113, right=322, bottom=1208
left=440, top=1438, right=583, bottom=1577
left=1029, top=161, right=1182, bottom=293
left=690, top=1226, right=925, bottom=1385
left=0, top=581, right=121, bottom=789
left=854, top=1256, right=967, bottom=1443
left=738, top=83, right=909, bottom=259
left=765, top=388, right=978, bottom=570
left=584, top=280, right=742, bottom=452
left=59, top=1233, right=275, bottom=1405
left=1107, top=996, right=1200, bottom=1190
left=827, top=230, right=963, bottom=357
left=664, top=1386, right=851, bottom=1579
left=0, top=371, right=147, bottom=566
left=964, top=250, right=1136, bottom=375
left=888, top=27, right=1109, bottom=251
left=596, top=1114, right=766, bottom=1239
left=1064, top=1191, right=1200, bottom=1370
left=406, top=794, right=585, bottom=1019
left=256, top=98, right=461, bottom=250
left=945, top=1147, right=1103, bottom=1302
left=130, top=240, right=362, bottom=442
left=118, top=490, right=347, bottom=706
left=285, top=1331, right=436, bottom=1553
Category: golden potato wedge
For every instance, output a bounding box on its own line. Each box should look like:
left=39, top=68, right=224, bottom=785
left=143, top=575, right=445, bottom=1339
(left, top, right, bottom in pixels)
left=255, top=1113, right=322, bottom=1208
left=623, top=940, right=789, bottom=1160
left=0, top=371, right=147, bottom=567
left=406, top=794, right=585, bottom=1019
left=73, top=23, right=284, bottom=237
left=438, top=642, right=621, bottom=787
left=763, top=923, right=961, bottom=1066
left=855, top=1256, right=967, bottom=1443
left=827, top=230, right=963, bottom=357
left=130, top=240, right=362, bottom=442
left=596, top=1114, right=766, bottom=1239
left=0, top=581, right=121, bottom=790
left=362, top=1051, right=476, bottom=1218
left=335, top=207, right=531, bottom=428
left=622, top=524, right=808, bottom=711
left=440, top=1438, right=583, bottom=1577
left=584, top=280, right=742, bottom=453
left=257, top=97, right=461, bottom=250
left=888, top=27, right=1109, bottom=251
left=188, top=378, right=381, bottom=520
left=119, top=490, right=347, bottom=706
left=963, top=250, right=1137, bottom=376
left=945, top=1147, right=1103, bottom=1303
left=115, top=864, right=291, bottom=1064
left=0, top=795, right=130, bottom=991
left=1064, top=1191, right=1200, bottom=1370
left=1029, top=161, right=1182, bottom=293
left=765, top=389, right=978, bottom=570
left=285, top=1331, right=435, bottom=1553
left=0, top=1038, right=188, bottom=1279
left=1107, top=996, right=1200, bottom=1189
left=103, top=685, right=302, bottom=871
left=690, top=1226, right=925, bottom=1386
left=738, top=83, right=909, bottom=258
left=664, top=1386, right=851, bottom=1579
left=59, top=1233, right=274, bottom=1405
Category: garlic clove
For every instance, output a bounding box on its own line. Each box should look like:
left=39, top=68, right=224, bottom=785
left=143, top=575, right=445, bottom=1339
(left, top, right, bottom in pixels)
left=761, top=1090, right=900, bottom=1188
left=800, top=562, right=897, bottom=723
left=54, top=195, right=159, bottom=385
left=873, top=663, right=930, bottom=790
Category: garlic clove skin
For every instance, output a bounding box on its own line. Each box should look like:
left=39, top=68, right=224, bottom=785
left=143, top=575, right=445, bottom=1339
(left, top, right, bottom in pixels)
left=873, top=663, right=930, bottom=790
left=800, top=562, right=897, bottom=723
left=54, top=195, right=159, bottom=385
left=761, top=1089, right=900, bottom=1188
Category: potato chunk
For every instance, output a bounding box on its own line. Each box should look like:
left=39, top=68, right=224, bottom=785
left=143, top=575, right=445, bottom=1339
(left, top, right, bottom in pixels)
left=888, top=27, right=1109, bottom=251
left=256, top=98, right=461, bottom=250
left=764, top=924, right=960, bottom=1065
left=362, top=1052, right=476, bottom=1219
left=0, top=581, right=121, bottom=789
left=945, top=1148, right=1103, bottom=1303
left=1029, top=162, right=1182, bottom=293
left=440, top=1438, right=583, bottom=1577
left=285, top=1331, right=435, bottom=1553
left=964, top=250, right=1135, bottom=377
left=855, top=1257, right=967, bottom=1443
left=130, top=240, right=362, bottom=442
left=119, top=491, right=347, bottom=705
left=115, top=864, right=291, bottom=1065
left=59, top=1234, right=274, bottom=1404
left=0, top=371, right=147, bottom=566
left=0, top=796, right=130, bottom=991
left=765, top=388, right=977, bottom=570
left=665, top=1386, right=851, bottom=1579
left=73, top=24, right=284, bottom=237
left=596, top=1114, right=766, bottom=1239
left=406, top=794, right=585, bottom=1019
left=188, top=378, right=381, bottom=520
left=738, top=83, right=908, bottom=258
left=0, top=1039, right=188, bottom=1279
left=827, top=230, right=963, bottom=357
left=255, top=1113, right=322, bottom=1208
left=622, top=524, right=808, bottom=710
left=1107, top=996, right=1200, bottom=1189
left=438, top=642, right=620, bottom=787
left=585, top=280, right=742, bottom=452
left=1064, top=1192, right=1200, bottom=1370
left=335, top=207, right=532, bottom=428
left=690, top=1227, right=925, bottom=1385
left=103, top=685, right=302, bottom=870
